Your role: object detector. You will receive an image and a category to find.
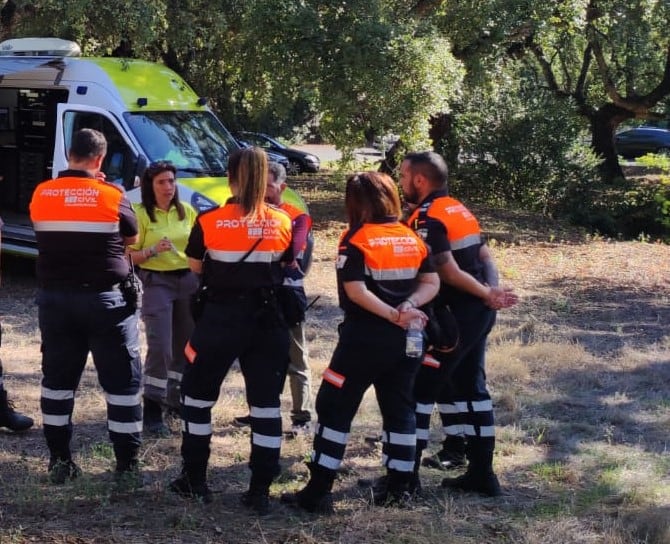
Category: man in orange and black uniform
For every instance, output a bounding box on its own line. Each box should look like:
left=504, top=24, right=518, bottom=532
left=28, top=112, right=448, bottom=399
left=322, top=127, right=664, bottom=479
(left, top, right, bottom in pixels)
left=401, top=151, right=516, bottom=497
left=30, top=128, right=142, bottom=484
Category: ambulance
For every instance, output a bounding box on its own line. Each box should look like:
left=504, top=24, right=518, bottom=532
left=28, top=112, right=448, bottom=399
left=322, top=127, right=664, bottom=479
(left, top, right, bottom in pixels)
left=0, top=37, right=311, bottom=261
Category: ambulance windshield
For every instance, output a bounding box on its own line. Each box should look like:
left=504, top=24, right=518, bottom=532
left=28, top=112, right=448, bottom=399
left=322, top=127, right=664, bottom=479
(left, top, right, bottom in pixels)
left=124, top=110, right=238, bottom=177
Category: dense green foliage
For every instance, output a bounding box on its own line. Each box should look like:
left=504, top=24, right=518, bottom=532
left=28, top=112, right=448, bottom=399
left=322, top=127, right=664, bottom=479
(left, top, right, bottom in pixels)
left=2, top=0, right=669, bottom=238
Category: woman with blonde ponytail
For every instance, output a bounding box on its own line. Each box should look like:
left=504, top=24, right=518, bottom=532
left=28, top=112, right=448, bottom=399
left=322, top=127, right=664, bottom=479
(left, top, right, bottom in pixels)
left=170, top=146, right=294, bottom=515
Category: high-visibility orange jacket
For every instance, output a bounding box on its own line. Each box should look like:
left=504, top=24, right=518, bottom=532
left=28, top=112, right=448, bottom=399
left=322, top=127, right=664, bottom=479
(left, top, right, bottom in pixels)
left=407, top=189, right=484, bottom=303
left=30, top=171, right=137, bottom=287
left=336, top=219, right=433, bottom=318
left=185, top=201, right=292, bottom=295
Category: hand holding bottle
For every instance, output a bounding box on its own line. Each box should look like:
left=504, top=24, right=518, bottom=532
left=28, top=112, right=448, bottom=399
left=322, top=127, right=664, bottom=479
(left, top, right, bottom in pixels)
left=405, top=318, right=424, bottom=358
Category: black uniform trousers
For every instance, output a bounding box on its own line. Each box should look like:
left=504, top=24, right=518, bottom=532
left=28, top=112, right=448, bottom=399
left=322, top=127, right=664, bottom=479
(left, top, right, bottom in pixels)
left=179, top=295, right=289, bottom=484
left=414, top=300, right=496, bottom=461
left=311, top=316, right=422, bottom=477
left=38, top=287, right=142, bottom=464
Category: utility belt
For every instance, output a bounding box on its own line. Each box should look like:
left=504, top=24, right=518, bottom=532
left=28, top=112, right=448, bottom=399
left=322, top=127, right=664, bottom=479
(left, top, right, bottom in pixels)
left=41, top=281, right=122, bottom=293
left=206, top=287, right=276, bottom=305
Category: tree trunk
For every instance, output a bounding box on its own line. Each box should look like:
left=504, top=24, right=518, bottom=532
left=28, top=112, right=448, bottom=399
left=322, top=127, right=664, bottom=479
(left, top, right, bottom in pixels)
left=429, top=113, right=459, bottom=168
left=590, top=103, right=635, bottom=182
left=378, top=140, right=403, bottom=175
left=0, top=0, right=16, bottom=34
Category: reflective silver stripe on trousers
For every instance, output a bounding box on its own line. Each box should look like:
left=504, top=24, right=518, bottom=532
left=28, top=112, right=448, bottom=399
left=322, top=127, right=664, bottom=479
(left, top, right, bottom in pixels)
left=463, top=424, right=477, bottom=436
left=250, top=406, right=281, bottom=418
left=252, top=432, right=282, bottom=448
left=415, top=402, right=433, bottom=415
left=183, top=395, right=216, bottom=408
left=314, top=452, right=341, bottom=470
left=42, top=414, right=70, bottom=426
left=454, top=401, right=468, bottom=412
left=480, top=425, right=496, bottom=437
left=382, top=454, right=415, bottom=472
left=471, top=400, right=493, bottom=412
left=144, top=376, right=168, bottom=388
left=438, top=403, right=458, bottom=414
left=388, top=431, right=416, bottom=446
left=182, top=421, right=212, bottom=435
left=41, top=387, right=75, bottom=400
left=445, top=424, right=465, bottom=435
left=321, top=425, right=349, bottom=445
left=167, top=370, right=182, bottom=381
left=108, top=420, right=143, bottom=434
left=105, top=392, right=141, bottom=407
left=416, top=428, right=430, bottom=440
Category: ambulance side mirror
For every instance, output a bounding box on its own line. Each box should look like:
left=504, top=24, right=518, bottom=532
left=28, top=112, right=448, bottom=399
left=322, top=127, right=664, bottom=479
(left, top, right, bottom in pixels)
left=132, top=155, right=149, bottom=188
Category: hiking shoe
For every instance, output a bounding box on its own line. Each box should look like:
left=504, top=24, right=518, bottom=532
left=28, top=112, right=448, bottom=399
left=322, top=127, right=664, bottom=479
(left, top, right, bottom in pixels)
left=169, top=474, right=213, bottom=504
left=48, top=459, right=81, bottom=484
left=240, top=489, right=270, bottom=516
left=232, top=414, right=252, bottom=427
left=441, top=471, right=502, bottom=497
left=0, top=390, right=34, bottom=432
left=280, top=489, right=334, bottom=514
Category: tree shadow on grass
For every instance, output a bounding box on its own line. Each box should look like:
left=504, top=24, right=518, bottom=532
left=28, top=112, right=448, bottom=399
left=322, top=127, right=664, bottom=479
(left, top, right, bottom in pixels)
left=501, top=276, right=669, bottom=355
left=516, top=355, right=670, bottom=467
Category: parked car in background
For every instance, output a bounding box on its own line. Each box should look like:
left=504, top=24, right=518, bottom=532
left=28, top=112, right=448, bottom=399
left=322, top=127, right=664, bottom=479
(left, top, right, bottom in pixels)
left=235, top=138, right=290, bottom=170
left=236, top=131, right=320, bottom=175
left=615, top=127, right=670, bottom=159
left=372, top=133, right=400, bottom=151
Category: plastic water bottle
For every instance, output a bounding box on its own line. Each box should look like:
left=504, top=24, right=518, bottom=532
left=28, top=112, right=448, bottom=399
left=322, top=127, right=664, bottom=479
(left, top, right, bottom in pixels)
left=405, top=318, right=424, bottom=358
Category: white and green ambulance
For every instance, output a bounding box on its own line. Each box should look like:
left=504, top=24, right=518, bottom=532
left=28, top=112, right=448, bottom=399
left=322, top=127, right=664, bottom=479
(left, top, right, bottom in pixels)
left=0, top=37, right=310, bottom=259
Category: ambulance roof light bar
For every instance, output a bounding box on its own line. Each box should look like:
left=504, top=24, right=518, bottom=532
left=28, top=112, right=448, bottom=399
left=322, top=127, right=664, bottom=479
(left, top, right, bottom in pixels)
left=0, top=38, right=82, bottom=57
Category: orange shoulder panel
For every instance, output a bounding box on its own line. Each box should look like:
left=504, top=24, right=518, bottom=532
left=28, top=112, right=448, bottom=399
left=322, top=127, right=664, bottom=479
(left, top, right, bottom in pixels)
left=30, top=177, right=123, bottom=223
left=198, top=203, right=292, bottom=252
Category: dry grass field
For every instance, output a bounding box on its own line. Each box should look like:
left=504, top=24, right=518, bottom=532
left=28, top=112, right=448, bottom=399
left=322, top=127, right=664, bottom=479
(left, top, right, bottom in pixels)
left=0, top=174, right=669, bottom=544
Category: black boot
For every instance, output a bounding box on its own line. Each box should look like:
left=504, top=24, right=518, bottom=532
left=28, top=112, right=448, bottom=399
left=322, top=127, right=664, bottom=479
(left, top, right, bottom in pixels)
left=441, top=437, right=501, bottom=497
left=0, top=388, right=33, bottom=432
left=362, top=450, right=422, bottom=497
left=281, top=463, right=335, bottom=514
left=240, top=473, right=272, bottom=515
left=370, top=469, right=413, bottom=507
left=114, top=456, right=144, bottom=490
left=143, top=396, right=167, bottom=435
left=48, top=457, right=81, bottom=484
left=169, top=466, right=212, bottom=503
